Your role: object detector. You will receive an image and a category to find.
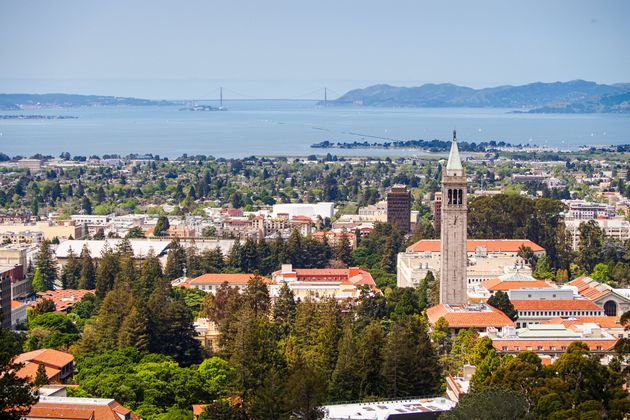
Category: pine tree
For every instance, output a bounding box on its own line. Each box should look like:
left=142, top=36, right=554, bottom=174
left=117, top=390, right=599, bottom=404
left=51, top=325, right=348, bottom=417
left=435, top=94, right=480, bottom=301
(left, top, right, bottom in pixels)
left=357, top=320, right=385, bottom=398
left=115, top=237, right=133, bottom=257
left=164, top=238, right=186, bottom=279
left=95, top=245, right=119, bottom=299
left=381, top=315, right=441, bottom=397
left=61, top=247, right=80, bottom=289
left=243, top=275, right=271, bottom=316
left=138, top=248, right=163, bottom=298
left=201, top=247, right=225, bottom=274
left=286, top=229, right=303, bottom=267
left=333, top=234, right=353, bottom=267
left=34, top=363, right=49, bottom=387
left=272, top=282, right=296, bottom=338
left=227, top=238, right=242, bottom=270
left=185, top=244, right=202, bottom=278
left=256, top=237, right=275, bottom=275
left=487, top=291, right=518, bottom=321
left=328, top=323, right=361, bottom=401
left=31, top=269, right=46, bottom=293
left=271, top=233, right=286, bottom=268
left=34, top=240, right=57, bottom=290
left=118, top=304, right=150, bottom=351
left=240, top=237, right=258, bottom=273
left=78, top=245, right=95, bottom=289
left=0, top=327, right=37, bottom=419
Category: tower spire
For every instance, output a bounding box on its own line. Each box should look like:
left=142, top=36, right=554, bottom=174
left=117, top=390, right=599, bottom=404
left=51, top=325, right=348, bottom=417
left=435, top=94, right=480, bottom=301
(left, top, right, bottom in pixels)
left=446, top=130, right=463, bottom=173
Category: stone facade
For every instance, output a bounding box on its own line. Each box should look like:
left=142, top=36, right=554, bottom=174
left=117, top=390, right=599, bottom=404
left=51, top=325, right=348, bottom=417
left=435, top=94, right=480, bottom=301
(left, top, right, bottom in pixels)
left=440, top=131, right=468, bottom=305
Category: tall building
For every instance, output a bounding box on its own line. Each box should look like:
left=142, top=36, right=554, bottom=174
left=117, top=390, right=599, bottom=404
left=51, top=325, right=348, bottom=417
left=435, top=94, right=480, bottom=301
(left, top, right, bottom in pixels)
left=440, top=131, right=468, bottom=305
left=387, top=185, right=411, bottom=234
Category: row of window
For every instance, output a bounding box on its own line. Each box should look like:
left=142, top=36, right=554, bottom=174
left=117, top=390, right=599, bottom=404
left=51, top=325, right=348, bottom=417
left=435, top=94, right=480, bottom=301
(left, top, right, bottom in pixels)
left=502, top=344, right=604, bottom=352
left=518, top=310, right=601, bottom=317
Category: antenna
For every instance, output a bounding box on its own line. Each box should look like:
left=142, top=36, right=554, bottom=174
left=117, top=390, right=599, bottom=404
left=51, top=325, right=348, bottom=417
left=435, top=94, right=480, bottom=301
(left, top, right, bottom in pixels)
left=220, top=87, right=223, bottom=108
left=324, top=87, right=327, bottom=105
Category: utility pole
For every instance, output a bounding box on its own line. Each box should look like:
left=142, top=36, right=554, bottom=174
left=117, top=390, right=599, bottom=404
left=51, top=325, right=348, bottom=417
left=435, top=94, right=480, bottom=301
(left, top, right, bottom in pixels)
left=324, top=87, right=327, bottom=106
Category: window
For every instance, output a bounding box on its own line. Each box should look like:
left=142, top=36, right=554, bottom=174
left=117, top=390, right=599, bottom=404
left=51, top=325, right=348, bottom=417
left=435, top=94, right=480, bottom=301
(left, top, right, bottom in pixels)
left=502, top=346, right=508, bottom=351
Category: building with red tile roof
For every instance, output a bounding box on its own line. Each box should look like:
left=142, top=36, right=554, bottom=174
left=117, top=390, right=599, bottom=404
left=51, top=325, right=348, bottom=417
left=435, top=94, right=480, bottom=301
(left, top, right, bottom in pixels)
left=272, top=264, right=378, bottom=300
left=543, top=316, right=628, bottom=339
left=29, top=289, right=94, bottom=313
left=567, top=275, right=630, bottom=317
left=25, top=396, right=140, bottom=420
left=426, top=303, right=515, bottom=332
left=11, top=299, right=27, bottom=327
left=407, top=239, right=545, bottom=254
left=15, top=349, right=74, bottom=383
left=188, top=273, right=270, bottom=294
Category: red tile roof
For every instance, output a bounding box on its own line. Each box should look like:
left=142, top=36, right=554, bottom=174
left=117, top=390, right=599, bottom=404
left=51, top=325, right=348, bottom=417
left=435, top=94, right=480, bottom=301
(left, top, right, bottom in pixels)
left=15, top=349, right=74, bottom=369
left=481, top=278, right=553, bottom=291
left=511, top=299, right=603, bottom=311
left=11, top=299, right=26, bottom=310
left=544, top=316, right=622, bottom=329
left=29, top=289, right=94, bottom=312
left=27, top=398, right=140, bottom=420
left=492, top=339, right=617, bottom=353
left=426, top=304, right=515, bottom=328
left=568, top=276, right=613, bottom=300
left=408, top=239, right=545, bottom=253
left=16, top=363, right=61, bottom=382
left=190, top=273, right=270, bottom=285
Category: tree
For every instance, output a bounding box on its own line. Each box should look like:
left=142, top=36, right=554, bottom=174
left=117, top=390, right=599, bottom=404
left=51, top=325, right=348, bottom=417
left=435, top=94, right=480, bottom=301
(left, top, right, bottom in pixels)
left=333, top=234, right=353, bottom=266
left=153, top=215, right=170, bottom=237
left=532, top=254, right=553, bottom=280
left=590, top=262, right=611, bottom=284
left=118, top=305, right=150, bottom=352
left=328, top=324, right=361, bottom=401
left=34, top=363, right=49, bottom=386
left=61, top=247, right=80, bottom=289
left=164, top=238, right=186, bottom=279
left=577, top=220, right=604, bottom=273
left=0, top=327, right=37, bottom=419
left=78, top=245, right=96, bottom=290
left=34, top=240, right=57, bottom=290
left=243, top=275, right=271, bottom=316
left=199, top=399, right=247, bottom=420
left=441, top=387, right=530, bottom=420
left=272, top=282, right=296, bottom=338
left=487, top=291, right=518, bottom=321
left=31, top=269, right=46, bottom=293
left=381, top=315, right=441, bottom=397
left=357, top=320, right=385, bottom=398
left=81, top=196, right=92, bottom=215
left=30, top=298, right=55, bottom=317
left=95, top=245, right=119, bottom=299
left=125, top=226, right=145, bottom=238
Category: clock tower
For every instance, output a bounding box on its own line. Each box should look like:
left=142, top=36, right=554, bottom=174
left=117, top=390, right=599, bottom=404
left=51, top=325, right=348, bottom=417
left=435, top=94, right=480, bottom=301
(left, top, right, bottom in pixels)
left=440, top=130, right=468, bottom=305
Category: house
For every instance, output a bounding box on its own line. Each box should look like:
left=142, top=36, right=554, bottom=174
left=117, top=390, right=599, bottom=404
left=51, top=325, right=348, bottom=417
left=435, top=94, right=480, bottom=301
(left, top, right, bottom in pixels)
left=15, top=349, right=74, bottom=384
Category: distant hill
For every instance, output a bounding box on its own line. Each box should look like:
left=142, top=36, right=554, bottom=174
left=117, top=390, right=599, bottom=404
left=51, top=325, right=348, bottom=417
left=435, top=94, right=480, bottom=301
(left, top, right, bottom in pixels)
left=0, top=93, right=177, bottom=110
left=329, top=80, right=630, bottom=113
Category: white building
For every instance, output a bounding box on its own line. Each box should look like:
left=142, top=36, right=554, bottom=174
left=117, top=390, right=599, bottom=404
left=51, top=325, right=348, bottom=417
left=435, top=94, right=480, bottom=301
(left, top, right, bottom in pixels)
left=565, top=200, right=616, bottom=220
left=272, top=202, right=334, bottom=220
left=565, top=218, right=630, bottom=249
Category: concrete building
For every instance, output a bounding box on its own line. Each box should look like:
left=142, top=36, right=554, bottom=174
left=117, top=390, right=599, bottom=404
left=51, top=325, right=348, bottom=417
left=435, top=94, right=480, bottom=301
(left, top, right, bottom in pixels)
left=0, top=271, right=11, bottom=328
left=433, top=192, right=442, bottom=231
left=565, top=200, right=616, bottom=220
left=0, top=221, right=84, bottom=241
left=15, top=349, right=75, bottom=384
left=26, top=395, right=140, bottom=420
left=565, top=218, right=630, bottom=249
left=272, top=202, right=334, bottom=220
left=426, top=302, right=515, bottom=333
left=440, top=131, right=468, bottom=305
left=386, top=185, right=411, bottom=234
left=187, top=273, right=269, bottom=294
left=11, top=300, right=27, bottom=327
left=397, top=239, right=544, bottom=289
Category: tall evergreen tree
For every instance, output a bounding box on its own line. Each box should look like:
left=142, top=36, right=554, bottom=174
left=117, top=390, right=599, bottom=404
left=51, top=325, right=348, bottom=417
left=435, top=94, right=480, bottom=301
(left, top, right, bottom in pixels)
left=0, top=327, right=37, bottom=419
left=227, top=238, right=242, bottom=270
left=95, top=245, right=119, bottom=299
left=34, top=240, right=57, bottom=290
left=201, top=247, right=225, bottom=274
left=357, top=320, right=385, bottom=398
left=78, top=245, right=96, bottom=290
left=61, top=247, right=80, bottom=289
left=118, top=304, right=150, bottom=351
left=164, top=238, right=186, bottom=279
left=333, top=234, right=353, bottom=267
left=153, top=215, right=170, bottom=237
left=381, top=315, right=441, bottom=397
left=138, top=248, right=163, bottom=299
left=272, top=282, right=297, bottom=338
left=240, top=237, right=258, bottom=273
left=328, top=323, right=361, bottom=401
left=286, top=229, right=304, bottom=267
left=185, top=244, right=202, bottom=278
left=257, top=237, right=275, bottom=275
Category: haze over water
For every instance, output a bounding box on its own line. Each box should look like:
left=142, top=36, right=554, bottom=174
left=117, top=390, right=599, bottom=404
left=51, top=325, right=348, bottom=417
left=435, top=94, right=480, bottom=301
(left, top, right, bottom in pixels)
left=1, top=101, right=629, bottom=159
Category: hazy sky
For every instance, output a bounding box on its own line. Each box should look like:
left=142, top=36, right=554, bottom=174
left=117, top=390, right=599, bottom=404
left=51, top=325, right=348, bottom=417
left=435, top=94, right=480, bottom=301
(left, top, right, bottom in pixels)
left=1, top=0, right=629, bottom=99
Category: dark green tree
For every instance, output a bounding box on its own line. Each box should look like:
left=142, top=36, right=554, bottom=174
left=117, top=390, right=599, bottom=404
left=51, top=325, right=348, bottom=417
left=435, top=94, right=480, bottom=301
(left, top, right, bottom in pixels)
left=0, top=327, right=37, bottom=419
left=153, top=215, right=170, bottom=236
left=61, top=247, right=80, bottom=289
left=487, top=291, right=518, bottom=321
left=164, top=238, right=186, bottom=279
left=78, top=245, right=96, bottom=290
left=34, top=240, right=57, bottom=290
left=272, top=282, right=297, bottom=338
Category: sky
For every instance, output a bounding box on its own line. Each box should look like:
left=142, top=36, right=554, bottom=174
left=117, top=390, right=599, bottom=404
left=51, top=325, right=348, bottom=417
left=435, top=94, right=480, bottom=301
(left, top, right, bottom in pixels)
left=1, top=0, right=629, bottom=99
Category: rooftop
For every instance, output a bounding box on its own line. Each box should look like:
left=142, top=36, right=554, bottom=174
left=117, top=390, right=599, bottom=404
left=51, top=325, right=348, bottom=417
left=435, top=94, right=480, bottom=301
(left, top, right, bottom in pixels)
left=190, top=273, right=270, bottom=285
left=511, top=299, right=603, bottom=311
left=322, top=397, right=456, bottom=420
left=426, top=303, right=515, bottom=328
left=407, top=239, right=544, bottom=253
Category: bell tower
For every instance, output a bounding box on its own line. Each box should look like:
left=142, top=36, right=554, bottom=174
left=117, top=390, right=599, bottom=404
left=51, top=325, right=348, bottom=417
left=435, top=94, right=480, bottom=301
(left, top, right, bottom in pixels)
left=440, top=130, right=468, bottom=305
